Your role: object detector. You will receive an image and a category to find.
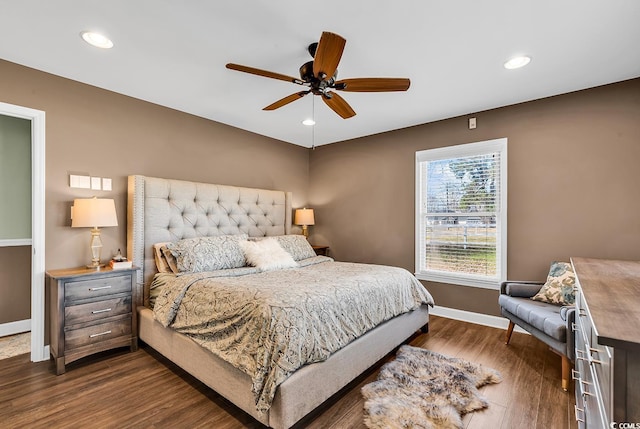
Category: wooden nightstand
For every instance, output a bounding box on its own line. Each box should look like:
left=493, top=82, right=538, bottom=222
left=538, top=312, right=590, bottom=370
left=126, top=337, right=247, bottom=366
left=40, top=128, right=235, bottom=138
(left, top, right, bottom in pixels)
left=312, top=245, right=330, bottom=256
left=47, top=266, right=139, bottom=375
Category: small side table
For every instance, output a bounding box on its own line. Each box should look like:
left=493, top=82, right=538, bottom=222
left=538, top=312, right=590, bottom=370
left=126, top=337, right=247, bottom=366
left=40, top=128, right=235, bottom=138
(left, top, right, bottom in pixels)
left=312, top=245, right=330, bottom=256
left=47, top=266, right=139, bottom=375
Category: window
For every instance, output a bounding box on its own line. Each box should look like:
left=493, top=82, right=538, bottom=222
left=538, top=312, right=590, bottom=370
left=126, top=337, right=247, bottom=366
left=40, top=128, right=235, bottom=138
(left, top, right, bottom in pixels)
left=415, top=138, right=507, bottom=289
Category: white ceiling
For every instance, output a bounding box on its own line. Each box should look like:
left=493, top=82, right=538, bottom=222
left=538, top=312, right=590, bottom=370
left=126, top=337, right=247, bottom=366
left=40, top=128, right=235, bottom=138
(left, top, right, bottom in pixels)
left=1, top=1, right=639, bottom=147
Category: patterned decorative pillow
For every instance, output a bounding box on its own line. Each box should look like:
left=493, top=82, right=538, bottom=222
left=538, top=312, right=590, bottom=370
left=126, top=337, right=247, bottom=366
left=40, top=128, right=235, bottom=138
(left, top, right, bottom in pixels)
left=239, top=238, right=298, bottom=271
left=166, top=234, right=248, bottom=273
left=531, top=261, right=576, bottom=306
left=273, top=235, right=317, bottom=261
left=152, top=242, right=179, bottom=274
left=152, top=242, right=172, bottom=273
left=161, top=246, right=179, bottom=274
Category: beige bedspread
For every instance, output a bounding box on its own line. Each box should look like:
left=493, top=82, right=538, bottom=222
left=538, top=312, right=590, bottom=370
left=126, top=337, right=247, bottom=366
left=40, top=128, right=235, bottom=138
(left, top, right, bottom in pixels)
left=153, top=256, right=433, bottom=412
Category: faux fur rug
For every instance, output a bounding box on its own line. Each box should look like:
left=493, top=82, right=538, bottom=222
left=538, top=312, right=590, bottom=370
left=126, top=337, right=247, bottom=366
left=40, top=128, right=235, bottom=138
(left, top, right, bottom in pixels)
left=362, top=345, right=502, bottom=429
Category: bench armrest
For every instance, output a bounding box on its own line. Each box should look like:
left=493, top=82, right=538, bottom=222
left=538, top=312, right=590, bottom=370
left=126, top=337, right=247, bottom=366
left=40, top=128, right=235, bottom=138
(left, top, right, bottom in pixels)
left=500, top=281, right=545, bottom=298
left=562, top=306, right=576, bottom=360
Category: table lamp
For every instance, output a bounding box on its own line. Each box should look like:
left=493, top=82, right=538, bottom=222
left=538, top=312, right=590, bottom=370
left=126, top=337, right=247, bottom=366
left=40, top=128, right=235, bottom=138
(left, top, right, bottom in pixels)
left=294, top=208, right=315, bottom=239
left=72, top=197, right=118, bottom=268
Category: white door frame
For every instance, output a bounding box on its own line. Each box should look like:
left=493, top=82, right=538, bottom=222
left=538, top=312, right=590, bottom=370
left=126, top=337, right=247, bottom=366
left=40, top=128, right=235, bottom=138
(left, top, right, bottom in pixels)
left=0, top=101, right=47, bottom=362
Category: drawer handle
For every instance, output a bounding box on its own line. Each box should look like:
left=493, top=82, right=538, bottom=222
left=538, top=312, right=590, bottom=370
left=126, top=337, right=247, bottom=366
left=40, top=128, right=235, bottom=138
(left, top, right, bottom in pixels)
left=577, top=348, right=603, bottom=365
left=580, top=380, right=596, bottom=398
left=91, top=308, right=112, bottom=314
left=571, top=322, right=579, bottom=333
left=89, top=330, right=112, bottom=338
left=571, top=369, right=581, bottom=381
left=576, top=349, right=588, bottom=361
left=587, top=348, right=603, bottom=364
left=574, top=405, right=585, bottom=423
left=89, top=285, right=112, bottom=291
left=580, top=379, right=593, bottom=391
left=578, top=309, right=587, bottom=317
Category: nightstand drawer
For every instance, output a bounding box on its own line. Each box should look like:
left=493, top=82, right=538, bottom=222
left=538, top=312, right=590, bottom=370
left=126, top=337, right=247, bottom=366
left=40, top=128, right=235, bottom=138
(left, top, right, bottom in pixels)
left=65, top=274, right=132, bottom=302
left=65, top=317, right=131, bottom=350
left=65, top=296, right=132, bottom=326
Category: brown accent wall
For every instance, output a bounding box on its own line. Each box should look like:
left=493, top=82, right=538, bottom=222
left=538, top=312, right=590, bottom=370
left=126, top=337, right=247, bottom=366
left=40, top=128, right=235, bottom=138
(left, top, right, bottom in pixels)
left=309, top=78, right=640, bottom=316
left=0, top=59, right=310, bottom=272
left=0, top=59, right=308, bottom=338
left=1, top=55, right=638, bottom=326
left=0, top=246, right=31, bottom=324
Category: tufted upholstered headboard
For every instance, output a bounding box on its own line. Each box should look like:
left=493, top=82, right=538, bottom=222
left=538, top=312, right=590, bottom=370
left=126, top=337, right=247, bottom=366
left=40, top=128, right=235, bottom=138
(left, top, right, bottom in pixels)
left=127, top=175, right=292, bottom=301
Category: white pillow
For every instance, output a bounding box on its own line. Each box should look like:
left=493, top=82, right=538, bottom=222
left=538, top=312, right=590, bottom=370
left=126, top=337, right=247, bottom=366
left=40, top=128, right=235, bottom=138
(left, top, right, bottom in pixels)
left=240, top=238, right=298, bottom=271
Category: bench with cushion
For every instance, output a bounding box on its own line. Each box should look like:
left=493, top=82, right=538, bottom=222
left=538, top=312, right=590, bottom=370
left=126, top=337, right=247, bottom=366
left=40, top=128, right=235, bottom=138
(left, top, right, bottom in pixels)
left=499, top=268, right=576, bottom=391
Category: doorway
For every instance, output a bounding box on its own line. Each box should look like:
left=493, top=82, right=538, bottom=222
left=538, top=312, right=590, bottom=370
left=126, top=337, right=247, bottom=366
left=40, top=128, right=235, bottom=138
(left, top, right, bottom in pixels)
left=0, top=102, right=46, bottom=362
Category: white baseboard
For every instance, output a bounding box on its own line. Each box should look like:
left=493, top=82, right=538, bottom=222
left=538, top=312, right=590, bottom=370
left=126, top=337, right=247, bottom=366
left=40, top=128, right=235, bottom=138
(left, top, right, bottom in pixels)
left=430, top=306, right=528, bottom=334
left=0, top=319, right=31, bottom=337
left=40, top=345, right=50, bottom=361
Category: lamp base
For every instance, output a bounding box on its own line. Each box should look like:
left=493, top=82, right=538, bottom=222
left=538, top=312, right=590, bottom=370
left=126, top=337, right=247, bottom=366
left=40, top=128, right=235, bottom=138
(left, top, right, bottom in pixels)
left=86, top=263, right=106, bottom=269
left=87, top=227, right=104, bottom=270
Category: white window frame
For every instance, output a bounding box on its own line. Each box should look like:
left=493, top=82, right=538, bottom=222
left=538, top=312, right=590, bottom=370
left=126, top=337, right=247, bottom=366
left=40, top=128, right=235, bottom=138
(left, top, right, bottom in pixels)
left=415, top=138, right=507, bottom=289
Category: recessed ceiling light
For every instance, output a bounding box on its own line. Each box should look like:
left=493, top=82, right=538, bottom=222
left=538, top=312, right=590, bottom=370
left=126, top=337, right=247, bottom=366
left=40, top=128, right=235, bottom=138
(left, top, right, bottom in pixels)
left=504, top=55, right=531, bottom=70
left=302, top=118, right=316, bottom=126
left=80, top=31, right=114, bottom=49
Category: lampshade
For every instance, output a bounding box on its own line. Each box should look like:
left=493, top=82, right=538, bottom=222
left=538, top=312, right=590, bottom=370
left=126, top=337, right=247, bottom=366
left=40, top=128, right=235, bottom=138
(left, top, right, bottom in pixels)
left=72, top=198, right=118, bottom=228
left=294, top=208, right=315, bottom=226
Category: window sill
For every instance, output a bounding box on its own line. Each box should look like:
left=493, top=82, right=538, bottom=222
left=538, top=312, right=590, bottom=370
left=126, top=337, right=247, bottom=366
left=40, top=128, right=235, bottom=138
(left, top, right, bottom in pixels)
left=415, top=272, right=501, bottom=290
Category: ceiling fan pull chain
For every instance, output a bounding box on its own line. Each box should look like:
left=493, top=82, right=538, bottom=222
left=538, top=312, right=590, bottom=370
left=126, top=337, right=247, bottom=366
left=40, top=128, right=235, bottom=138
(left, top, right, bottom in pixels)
left=312, top=97, right=316, bottom=150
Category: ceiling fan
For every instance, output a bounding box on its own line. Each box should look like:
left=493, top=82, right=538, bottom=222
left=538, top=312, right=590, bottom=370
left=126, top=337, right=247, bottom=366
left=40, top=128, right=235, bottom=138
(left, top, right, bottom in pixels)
left=226, top=31, right=410, bottom=119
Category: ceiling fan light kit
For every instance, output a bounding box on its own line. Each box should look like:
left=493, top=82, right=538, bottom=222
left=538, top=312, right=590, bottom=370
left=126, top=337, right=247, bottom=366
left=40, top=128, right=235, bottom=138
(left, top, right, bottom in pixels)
left=226, top=31, right=410, bottom=119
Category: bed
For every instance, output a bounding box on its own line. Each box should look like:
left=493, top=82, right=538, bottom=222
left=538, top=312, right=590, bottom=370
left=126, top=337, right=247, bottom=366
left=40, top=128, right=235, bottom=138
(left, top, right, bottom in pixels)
left=126, top=175, right=433, bottom=429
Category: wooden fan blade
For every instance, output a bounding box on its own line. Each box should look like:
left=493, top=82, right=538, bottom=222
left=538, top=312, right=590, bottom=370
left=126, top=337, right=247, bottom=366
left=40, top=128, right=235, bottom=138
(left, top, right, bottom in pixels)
left=335, top=78, right=411, bottom=92
left=226, top=63, right=303, bottom=85
left=321, top=91, right=356, bottom=119
left=263, top=91, right=310, bottom=111
left=313, top=32, right=346, bottom=80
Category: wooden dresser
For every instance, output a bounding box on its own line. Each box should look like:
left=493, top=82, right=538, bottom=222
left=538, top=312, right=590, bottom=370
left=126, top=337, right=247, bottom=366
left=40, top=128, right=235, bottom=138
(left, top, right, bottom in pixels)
left=47, top=266, right=139, bottom=375
left=571, top=258, right=640, bottom=428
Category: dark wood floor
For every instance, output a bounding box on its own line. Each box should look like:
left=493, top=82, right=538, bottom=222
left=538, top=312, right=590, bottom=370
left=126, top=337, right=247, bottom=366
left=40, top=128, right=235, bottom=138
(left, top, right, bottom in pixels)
left=0, top=316, right=577, bottom=429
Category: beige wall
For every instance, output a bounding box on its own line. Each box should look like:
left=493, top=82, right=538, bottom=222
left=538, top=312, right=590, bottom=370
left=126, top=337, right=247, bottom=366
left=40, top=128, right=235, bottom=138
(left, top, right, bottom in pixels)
left=1, top=55, right=638, bottom=325
left=0, top=59, right=308, bottom=332
left=0, top=59, right=310, bottom=273
left=309, top=78, right=640, bottom=316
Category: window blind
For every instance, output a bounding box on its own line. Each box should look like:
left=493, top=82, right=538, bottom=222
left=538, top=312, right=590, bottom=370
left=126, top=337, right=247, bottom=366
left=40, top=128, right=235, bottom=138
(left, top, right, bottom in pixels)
left=415, top=139, right=507, bottom=289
